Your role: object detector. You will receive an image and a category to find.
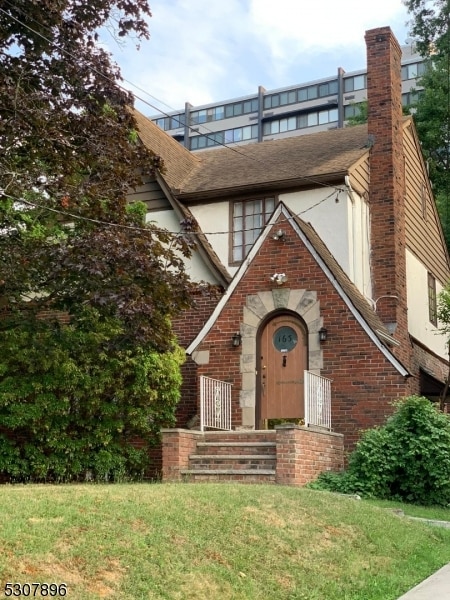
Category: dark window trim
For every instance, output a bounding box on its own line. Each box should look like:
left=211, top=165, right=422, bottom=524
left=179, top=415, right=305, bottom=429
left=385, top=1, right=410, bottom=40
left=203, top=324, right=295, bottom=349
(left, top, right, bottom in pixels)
left=229, top=196, right=278, bottom=266
left=428, top=272, right=437, bottom=327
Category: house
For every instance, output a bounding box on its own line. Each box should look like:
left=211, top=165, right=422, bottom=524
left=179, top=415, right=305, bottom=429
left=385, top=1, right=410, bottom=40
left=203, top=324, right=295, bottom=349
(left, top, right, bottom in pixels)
left=130, top=27, right=450, bottom=483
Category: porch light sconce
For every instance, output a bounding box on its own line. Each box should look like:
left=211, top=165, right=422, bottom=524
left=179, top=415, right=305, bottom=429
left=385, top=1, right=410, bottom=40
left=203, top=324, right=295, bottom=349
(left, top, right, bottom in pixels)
left=273, top=229, right=285, bottom=241
left=319, top=327, right=328, bottom=342
left=232, top=332, right=242, bottom=347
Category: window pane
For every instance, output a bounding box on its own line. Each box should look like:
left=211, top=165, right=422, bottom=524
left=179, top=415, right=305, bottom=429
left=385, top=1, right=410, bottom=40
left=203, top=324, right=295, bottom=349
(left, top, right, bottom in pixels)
left=344, top=78, right=354, bottom=92
left=319, top=83, right=329, bottom=97
left=280, top=92, right=288, bottom=105
left=307, top=112, right=318, bottom=126
left=225, top=104, right=234, bottom=118
left=198, top=136, right=206, bottom=148
left=251, top=125, right=258, bottom=138
left=190, top=137, right=198, bottom=150
left=263, top=122, right=271, bottom=135
left=271, top=95, right=280, bottom=108
left=401, top=66, right=408, bottom=80
left=279, top=118, right=288, bottom=133
left=288, top=90, right=297, bottom=103
left=234, top=202, right=243, bottom=217
left=225, top=129, right=233, bottom=143
left=243, top=100, right=253, bottom=113
left=242, top=126, right=252, bottom=140
left=265, top=198, right=275, bottom=216
left=233, top=230, right=243, bottom=245
left=307, top=86, right=318, bottom=100
left=408, top=64, right=418, bottom=79
left=214, top=106, right=224, bottom=120
left=270, top=120, right=280, bottom=134
left=329, top=108, right=338, bottom=122
left=318, top=110, right=328, bottom=124
left=417, top=62, right=426, bottom=76
left=251, top=99, right=259, bottom=112
left=198, top=110, right=207, bottom=123
left=263, top=96, right=271, bottom=109
left=233, top=245, right=243, bottom=262
left=329, top=80, right=338, bottom=94
left=233, top=128, right=242, bottom=142
left=233, top=103, right=243, bottom=116
left=288, top=116, right=296, bottom=130
left=298, top=114, right=308, bottom=128
left=353, top=75, right=365, bottom=90
left=298, top=88, right=308, bottom=102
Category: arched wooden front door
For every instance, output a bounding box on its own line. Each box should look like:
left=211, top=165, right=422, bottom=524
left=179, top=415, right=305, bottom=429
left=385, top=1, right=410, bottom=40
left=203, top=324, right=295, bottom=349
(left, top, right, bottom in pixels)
left=257, top=313, right=308, bottom=427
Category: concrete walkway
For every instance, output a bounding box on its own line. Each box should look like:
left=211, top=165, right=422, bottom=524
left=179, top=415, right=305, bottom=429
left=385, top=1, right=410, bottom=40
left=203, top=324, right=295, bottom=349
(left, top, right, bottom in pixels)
left=397, top=563, right=450, bottom=599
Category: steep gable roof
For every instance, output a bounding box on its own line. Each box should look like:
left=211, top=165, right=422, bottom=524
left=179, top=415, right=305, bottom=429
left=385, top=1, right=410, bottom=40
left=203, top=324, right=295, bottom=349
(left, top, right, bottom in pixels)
left=187, top=203, right=409, bottom=377
left=133, top=107, right=371, bottom=200
left=131, top=108, right=200, bottom=191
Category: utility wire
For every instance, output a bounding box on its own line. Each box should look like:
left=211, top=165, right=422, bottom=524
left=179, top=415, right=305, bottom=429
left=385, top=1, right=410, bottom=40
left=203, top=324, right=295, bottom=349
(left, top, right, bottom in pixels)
left=2, top=188, right=342, bottom=238
left=0, top=2, right=346, bottom=194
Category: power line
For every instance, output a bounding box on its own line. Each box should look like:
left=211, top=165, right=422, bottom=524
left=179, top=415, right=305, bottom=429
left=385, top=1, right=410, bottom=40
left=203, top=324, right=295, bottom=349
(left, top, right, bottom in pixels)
left=2, top=187, right=342, bottom=238
left=0, top=2, right=346, bottom=194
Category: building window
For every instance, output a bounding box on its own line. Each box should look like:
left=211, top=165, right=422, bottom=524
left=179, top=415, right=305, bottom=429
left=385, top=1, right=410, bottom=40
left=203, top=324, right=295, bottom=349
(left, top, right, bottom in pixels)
left=401, top=61, right=426, bottom=80
left=428, top=272, right=437, bottom=326
left=190, top=125, right=258, bottom=150
left=231, top=197, right=276, bottom=263
left=343, top=74, right=366, bottom=92
left=402, top=90, right=423, bottom=106
left=262, top=108, right=338, bottom=136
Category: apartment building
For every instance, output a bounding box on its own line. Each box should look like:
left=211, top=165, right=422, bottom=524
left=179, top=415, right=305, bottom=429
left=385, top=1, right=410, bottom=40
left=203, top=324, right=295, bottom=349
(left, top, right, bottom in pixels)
left=151, top=43, right=424, bottom=151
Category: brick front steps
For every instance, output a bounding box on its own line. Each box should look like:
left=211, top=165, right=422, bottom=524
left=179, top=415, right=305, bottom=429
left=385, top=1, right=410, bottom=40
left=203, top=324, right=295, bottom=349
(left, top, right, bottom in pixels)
left=181, top=433, right=277, bottom=483
left=161, top=426, right=344, bottom=486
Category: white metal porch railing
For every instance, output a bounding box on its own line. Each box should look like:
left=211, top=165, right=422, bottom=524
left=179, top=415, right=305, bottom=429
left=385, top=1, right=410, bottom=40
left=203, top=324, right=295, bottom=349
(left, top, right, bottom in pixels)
left=199, top=375, right=232, bottom=432
left=304, top=370, right=332, bottom=430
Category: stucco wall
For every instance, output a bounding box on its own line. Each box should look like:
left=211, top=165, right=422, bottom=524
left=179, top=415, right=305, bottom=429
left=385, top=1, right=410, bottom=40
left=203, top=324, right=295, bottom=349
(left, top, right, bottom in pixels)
left=406, top=249, right=447, bottom=359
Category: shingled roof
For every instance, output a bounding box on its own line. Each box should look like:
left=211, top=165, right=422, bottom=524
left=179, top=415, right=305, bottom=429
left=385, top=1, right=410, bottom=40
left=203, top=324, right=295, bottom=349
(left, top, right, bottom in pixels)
left=177, top=125, right=371, bottom=199
left=133, top=109, right=372, bottom=200
left=131, top=108, right=200, bottom=191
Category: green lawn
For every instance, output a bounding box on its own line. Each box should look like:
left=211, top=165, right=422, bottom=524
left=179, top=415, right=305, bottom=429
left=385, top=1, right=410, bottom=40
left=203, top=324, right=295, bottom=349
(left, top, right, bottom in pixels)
left=1, top=483, right=449, bottom=599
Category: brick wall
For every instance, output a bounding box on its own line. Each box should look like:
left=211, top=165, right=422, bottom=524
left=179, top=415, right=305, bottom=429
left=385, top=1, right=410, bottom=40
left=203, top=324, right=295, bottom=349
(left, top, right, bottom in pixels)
left=275, top=425, right=344, bottom=486
left=173, top=286, right=223, bottom=427
left=192, top=217, right=416, bottom=453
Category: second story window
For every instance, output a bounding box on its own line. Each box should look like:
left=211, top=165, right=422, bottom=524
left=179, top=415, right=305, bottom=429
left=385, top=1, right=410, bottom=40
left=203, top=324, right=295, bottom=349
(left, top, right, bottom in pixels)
left=231, top=197, right=276, bottom=263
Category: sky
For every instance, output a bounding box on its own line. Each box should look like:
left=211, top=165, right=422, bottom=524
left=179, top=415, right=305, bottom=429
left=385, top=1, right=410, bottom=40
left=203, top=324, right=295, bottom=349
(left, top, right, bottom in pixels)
left=103, top=0, right=413, bottom=118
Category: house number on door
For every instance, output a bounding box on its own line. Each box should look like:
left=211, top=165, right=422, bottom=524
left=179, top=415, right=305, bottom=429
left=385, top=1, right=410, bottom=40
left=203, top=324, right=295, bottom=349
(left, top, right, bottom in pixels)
left=273, top=326, right=298, bottom=353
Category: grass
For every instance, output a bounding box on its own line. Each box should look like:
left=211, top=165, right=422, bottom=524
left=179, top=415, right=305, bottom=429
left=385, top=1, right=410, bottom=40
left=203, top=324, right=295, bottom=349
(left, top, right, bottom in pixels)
left=0, top=483, right=450, bottom=600
left=363, top=497, right=450, bottom=522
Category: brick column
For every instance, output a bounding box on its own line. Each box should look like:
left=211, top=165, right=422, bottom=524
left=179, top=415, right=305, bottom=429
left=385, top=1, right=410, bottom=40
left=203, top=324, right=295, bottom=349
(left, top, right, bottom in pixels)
left=161, top=429, right=203, bottom=481
left=275, top=425, right=344, bottom=486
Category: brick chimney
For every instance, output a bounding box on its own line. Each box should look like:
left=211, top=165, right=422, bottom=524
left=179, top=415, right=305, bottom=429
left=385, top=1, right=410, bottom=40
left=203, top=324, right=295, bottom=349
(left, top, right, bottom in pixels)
left=365, top=27, right=410, bottom=362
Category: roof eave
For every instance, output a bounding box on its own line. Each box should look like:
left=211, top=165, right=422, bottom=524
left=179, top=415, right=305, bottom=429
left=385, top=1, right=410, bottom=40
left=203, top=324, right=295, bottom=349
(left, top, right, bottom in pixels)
left=173, top=171, right=348, bottom=203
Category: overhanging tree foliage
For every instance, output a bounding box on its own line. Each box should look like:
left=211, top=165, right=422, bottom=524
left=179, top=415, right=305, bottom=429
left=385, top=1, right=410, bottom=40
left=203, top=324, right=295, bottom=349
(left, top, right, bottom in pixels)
left=0, top=1, right=195, bottom=480
left=404, top=0, right=450, bottom=249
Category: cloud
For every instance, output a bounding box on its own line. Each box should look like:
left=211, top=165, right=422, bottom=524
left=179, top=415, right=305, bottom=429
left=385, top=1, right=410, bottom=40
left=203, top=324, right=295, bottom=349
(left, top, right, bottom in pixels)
left=107, top=0, right=411, bottom=115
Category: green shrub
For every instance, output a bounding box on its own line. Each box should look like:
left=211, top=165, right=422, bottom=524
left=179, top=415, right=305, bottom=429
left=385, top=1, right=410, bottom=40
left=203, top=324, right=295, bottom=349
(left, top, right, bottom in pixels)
left=312, top=396, right=450, bottom=506
left=0, top=310, right=185, bottom=482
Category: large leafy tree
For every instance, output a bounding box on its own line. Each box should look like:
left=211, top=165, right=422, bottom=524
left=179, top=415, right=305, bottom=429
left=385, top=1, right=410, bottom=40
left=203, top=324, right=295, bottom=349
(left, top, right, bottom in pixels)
left=404, top=0, right=450, bottom=248
left=0, top=1, right=194, bottom=480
